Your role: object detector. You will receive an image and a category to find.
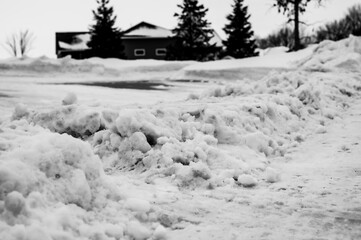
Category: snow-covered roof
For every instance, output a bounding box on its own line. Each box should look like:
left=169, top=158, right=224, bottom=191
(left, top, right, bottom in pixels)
left=210, top=30, right=223, bottom=47
left=59, top=33, right=90, bottom=50
left=122, top=21, right=223, bottom=46
left=122, top=21, right=173, bottom=39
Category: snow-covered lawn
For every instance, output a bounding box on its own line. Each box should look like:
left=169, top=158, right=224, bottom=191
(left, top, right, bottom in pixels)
left=0, top=36, right=361, bottom=240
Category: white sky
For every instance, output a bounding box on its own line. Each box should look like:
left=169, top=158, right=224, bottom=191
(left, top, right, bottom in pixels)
left=0, top=0, right=359, bottom=58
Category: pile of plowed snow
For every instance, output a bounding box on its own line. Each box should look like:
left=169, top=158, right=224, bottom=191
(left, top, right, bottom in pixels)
left=8, top=69, right=360, bottom=189
left=298, top=35, right=361, bottom=71
left=0, top=36, right=361, bottom=239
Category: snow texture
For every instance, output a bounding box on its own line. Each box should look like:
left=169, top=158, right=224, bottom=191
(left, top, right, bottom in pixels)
left=1, top=35, right=361, bottom=239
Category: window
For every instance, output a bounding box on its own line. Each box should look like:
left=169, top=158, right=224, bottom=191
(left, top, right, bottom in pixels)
left=134, top=49, right=145, bottom=56
left=155, top=48, right=167, bottom=56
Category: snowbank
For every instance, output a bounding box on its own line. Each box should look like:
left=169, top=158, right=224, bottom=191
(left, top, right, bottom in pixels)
left=0, top=120, right=173, bottom=239
left=298, top=35, right=361, bottom=71
left=259, top=46, right=289, bottom=56
left=0, top=56, right=109, bottom=75
left=10, top=65, right=360, bottom=191
left=0, top=56, right=194, bottom=80
left=170, top=45, right=316, bottom=81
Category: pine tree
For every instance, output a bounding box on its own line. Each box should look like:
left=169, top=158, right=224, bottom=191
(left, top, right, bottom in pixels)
left=88, top=0, right=125, bottom=58
left=223, top=0, right=258, bottom=58
left=167, top=0, right=216, bottom=61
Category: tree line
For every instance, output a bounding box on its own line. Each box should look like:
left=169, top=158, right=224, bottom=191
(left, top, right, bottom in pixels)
left=257, top=3, right=361, bottom=50
left=88, top=0, right=329, bottom=60
left=88, top=0, right=258, bottom=60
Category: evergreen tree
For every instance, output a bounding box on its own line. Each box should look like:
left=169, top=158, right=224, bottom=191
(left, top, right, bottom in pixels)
left=88, top=0, right=125, bottom=58
left=167, top=0, right=216, bottom=61
left=223, top=0, right=258, bottom=58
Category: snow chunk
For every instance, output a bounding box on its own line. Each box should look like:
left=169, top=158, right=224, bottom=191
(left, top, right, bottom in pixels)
left=265, top=167, right=281, bottom=183
left=0, top=168, right=25, bottom=200
left=12, top=104, right=29, bottom=120
left=237, top=174, right=258, bottom=187
left=62, top=92, right=77, bottom=105
left=153, top=225, right=168, bottom=240
left=129, top=132, right=151, bottom=153
left=0, top=129, right=104, bottom=209
left=4, top=191, right=26, bottom=216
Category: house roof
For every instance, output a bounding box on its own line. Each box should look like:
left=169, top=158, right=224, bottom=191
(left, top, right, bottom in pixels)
left=122, top=21, right=223, bottom=47
left=56, top=21, right=223, bottom=51
left=210, top=30, right=223, bottom=47
left=122, top=21, right=173, bottom=39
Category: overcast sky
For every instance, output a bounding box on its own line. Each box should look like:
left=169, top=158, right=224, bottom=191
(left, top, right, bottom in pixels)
left=0, top=0, right=359, bottom=58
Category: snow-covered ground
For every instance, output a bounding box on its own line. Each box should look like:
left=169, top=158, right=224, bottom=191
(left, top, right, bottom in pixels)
left=0, top=36, right=361, bottom=240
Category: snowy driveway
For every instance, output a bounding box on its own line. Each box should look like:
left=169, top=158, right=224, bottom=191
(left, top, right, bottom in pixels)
left=164, top=98, right=361, bottom=240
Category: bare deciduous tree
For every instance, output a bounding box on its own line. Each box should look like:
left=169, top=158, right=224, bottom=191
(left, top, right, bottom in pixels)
left=6, top=34, right=18, bottom=57
left=4, top=30, right=34, bottom=57
left=19, top=30, right=34, bottom=56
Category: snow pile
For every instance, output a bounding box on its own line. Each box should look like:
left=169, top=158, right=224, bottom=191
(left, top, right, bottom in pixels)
left=299, top=35, right=361, bottom=71
left=9, top=64, right=359, bottom=193
left=0, top=120, right=172, bottom=239
left=62, top=92, right=78, bottom=105
left=0, top=127, right=104, bottom=208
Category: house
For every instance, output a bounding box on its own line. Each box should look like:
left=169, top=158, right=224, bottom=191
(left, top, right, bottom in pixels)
left=55, top=21, right=222, bottom=60
left=121, top=21, right=175, bottom=60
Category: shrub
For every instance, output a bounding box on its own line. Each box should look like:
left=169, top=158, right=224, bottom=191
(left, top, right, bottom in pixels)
left=256, top=26, right=293, bottom=49
left=315, top=4, right=361, bottom=43
left=346, top=4, right=361, bottom=36
left=256, top=25, right=311, bottom=50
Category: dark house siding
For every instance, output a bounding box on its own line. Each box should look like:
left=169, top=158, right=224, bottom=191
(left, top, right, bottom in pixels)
left=122, top=38, right=175, bottom=60
left=57, top=49, right=93, bottom=59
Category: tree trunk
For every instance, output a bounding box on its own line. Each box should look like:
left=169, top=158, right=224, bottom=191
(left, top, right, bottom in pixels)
left=294, top=0, right=301, bottom=51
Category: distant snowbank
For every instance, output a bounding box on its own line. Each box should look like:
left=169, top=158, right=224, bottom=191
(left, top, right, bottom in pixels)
left=183, top=47, right=314, bottom=70
left=0, top=56, right=194, bottom=80
left=169, top=43, right=316, bottom=81
left=1, top=36, right=360, bottom=81
left=0, top=56, right=108, bottom=75
left=258, top=46, right=289, bottom=56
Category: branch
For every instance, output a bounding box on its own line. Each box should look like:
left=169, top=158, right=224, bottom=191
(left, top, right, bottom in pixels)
left=287, top=18, right=307, bottom=25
